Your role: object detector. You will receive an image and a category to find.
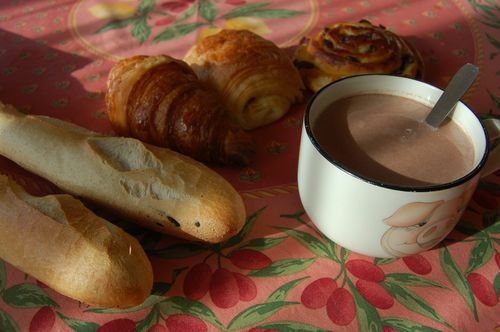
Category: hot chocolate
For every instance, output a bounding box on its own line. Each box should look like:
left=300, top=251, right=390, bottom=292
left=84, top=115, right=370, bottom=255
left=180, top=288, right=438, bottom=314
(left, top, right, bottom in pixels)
left=312, top=94, right=474, bottom=186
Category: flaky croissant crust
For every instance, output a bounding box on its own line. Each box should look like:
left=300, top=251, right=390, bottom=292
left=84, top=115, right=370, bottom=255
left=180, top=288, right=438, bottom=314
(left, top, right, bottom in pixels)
left=293, top=20, right=424, bottom=92
left=105, top=55, right=254, bottom=166
left=184, top=29, right=304, bottom=130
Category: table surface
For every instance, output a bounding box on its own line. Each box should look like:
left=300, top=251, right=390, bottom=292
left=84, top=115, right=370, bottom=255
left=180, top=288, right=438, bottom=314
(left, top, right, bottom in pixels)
left=0, top=0, right=499, bottom=331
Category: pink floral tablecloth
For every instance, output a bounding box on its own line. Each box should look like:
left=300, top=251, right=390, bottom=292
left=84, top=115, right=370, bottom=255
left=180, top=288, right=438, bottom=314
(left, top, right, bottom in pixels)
left=0, top=0, right=499, bottom=331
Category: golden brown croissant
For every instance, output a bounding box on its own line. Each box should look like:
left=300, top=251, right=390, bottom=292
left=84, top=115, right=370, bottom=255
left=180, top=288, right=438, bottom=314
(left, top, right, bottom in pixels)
left=105, top=55, right=254, bottom=166
left=184, top=29, right=304, bottom=130
left=293, top=20, right=424, bottom=92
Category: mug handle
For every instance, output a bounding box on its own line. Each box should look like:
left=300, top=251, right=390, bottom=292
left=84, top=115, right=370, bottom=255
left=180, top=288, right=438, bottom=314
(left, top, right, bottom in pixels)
left=480, top=117, right=500, bottom=177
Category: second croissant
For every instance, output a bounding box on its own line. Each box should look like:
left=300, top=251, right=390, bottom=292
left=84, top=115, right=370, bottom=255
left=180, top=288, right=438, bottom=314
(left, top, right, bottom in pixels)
left=184, top=29, right=305, bottom=130
left=105, top=55, right=254, bottom=166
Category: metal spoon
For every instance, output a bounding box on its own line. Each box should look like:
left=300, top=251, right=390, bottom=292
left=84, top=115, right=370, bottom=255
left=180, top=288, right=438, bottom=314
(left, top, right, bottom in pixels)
left=424, top=63, right=479, bottom=128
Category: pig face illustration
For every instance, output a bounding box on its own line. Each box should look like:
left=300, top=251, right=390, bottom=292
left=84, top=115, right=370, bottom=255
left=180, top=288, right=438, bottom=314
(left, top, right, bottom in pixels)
left=380, top=185, right=475, bottom=257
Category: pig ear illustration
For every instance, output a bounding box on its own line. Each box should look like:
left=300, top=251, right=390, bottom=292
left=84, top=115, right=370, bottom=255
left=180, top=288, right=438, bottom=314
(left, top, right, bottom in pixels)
left=384, top=201, right=444, bottom=227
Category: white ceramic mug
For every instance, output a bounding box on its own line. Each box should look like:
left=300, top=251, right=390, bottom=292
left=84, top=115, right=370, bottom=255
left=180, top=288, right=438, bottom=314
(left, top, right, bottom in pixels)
left=297, top=74, right=500, bottom=258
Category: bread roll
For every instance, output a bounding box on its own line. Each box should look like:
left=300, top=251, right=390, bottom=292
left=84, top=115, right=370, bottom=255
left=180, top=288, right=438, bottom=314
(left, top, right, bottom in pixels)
left=293, top=20, right=424, bottom=92
left=0, top=102, right=245, bottom=243
left=184, top=29, right=304, bottom=130
left=0, top=174, right=153, bottom=308
left=106, top=55, right=254, bottom=166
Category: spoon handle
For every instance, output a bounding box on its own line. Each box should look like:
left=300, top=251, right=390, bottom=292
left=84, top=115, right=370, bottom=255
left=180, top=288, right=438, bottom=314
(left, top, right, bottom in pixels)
left=425, top=63, right=479, bottom=128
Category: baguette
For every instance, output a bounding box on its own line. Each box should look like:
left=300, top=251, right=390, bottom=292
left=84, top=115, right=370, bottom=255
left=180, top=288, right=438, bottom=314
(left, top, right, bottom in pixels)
left=0, top=174, right=153, bottom=308
left=0, top=102, right=245, bottom=243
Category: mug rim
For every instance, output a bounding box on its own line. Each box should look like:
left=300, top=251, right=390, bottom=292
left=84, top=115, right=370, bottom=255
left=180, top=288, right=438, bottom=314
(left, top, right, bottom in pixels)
left=304, top=74, right=490, bottom=192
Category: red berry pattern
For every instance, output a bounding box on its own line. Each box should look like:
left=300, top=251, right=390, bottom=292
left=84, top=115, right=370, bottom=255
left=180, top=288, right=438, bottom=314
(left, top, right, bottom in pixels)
left=233, top=272, right=257, bottom=301
left=29, top=306, right=55, bottom=332
left=403, top=254, right=432, bottom=275
left=160, top=0, right=195, bottom=13
left=346, top=259, right=385, bottom=282
left=209, top=268, right=240, bottom=308
left=326, top=288, right=356, bottom=326
left=154, top=17, right=175, bottom=26
left=98, top=318, right=136, bottom=332
left=183, top=259, right=260, bottom=308
left=165, top=314, right=208, bottom=332
left=467, top=272, right=498, bottom=307
left=229, top=249, right=272, bottom=270
left=301, top=277, right=338, bottom=309
left=183, top=262, right=212, bottom=300
left=298, top=259, right=399, bottom=325
left=355, top=280, right=394, bottom=309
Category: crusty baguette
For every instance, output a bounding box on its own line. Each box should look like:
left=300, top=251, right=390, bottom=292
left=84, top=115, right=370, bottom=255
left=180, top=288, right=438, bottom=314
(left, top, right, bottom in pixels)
left=0, top=102, right=245, bottom=243
left=0, top=174, right=153, bottom=308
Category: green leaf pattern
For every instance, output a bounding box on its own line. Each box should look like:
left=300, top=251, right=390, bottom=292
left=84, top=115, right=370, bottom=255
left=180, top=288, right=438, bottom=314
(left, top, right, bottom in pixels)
left=347, top=278, right=383, bottom=332
left=94, top=0, right=304, bottom=43
left=228, top=301, right=297, bottom=330
left=469, top=0, right=500, bottom=105
left=0, top=309, right=19, bottom=332
left=382, top=281, right=450, bottom=327
left=440, top=246, right=479, bottom=321
left=1, top=284, right=58, bottom=309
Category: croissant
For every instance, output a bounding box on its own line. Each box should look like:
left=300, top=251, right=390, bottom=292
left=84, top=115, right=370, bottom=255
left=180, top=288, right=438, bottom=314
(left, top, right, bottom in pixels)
left=293, top=20, right=424, bottom=92
left=184, top=29, right=304, bottom=130
left=106, top=55, right=254, bottom=166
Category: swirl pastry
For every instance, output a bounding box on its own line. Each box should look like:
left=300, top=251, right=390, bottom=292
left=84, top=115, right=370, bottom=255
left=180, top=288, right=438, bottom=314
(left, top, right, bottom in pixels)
left=293, top=20, right=424, bottom=92
left=184, top=29, right=304, bottom=130
left=106, top=55, right=254, bottom=166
